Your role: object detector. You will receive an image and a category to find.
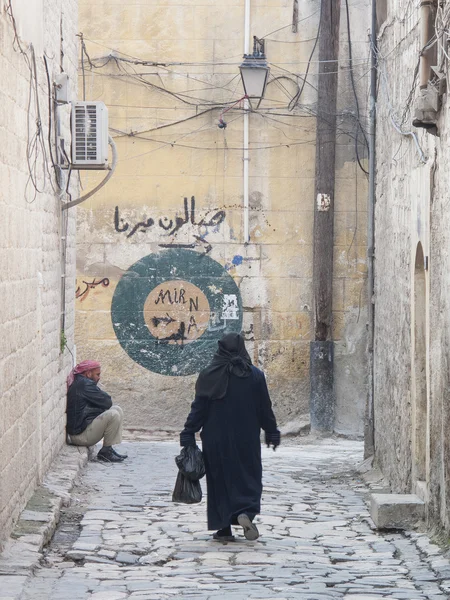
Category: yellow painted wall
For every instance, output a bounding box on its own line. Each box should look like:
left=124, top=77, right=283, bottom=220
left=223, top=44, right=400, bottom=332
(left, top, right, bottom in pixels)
left=76, top=0, right=369, bottom=434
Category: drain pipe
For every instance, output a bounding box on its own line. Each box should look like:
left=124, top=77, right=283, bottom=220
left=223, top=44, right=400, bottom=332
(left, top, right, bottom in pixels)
left=419, top=0, right=434, bottom=89
left=243, top=0, right=250, bottom=243
left=365, top=0, right=377, bottom=458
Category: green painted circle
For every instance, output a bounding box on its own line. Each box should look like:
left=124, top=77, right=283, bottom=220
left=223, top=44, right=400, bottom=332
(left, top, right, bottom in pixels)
left=111, top=249, right=243, bottom=376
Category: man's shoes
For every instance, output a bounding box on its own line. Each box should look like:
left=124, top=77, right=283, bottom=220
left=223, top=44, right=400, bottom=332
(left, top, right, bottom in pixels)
left=112, top=447, right=128, bottom=459
left=97, top=446, right=124, bottom=463
left=237, top=513, right=259, bottom=541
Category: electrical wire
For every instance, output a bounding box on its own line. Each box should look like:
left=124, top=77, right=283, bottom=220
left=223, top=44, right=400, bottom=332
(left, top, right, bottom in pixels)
left=260, top=8, right=320, bottom=40
left=79, top=39, right=370, bottom=122
left=82, top=44, right=243, bottom=97
left=376, top=43, right=427, bottom=164
left=114, top=113, right=245, bottom=163
left=267, top=75, right=301, bottom=108
left=81, top=37, right=245, bottom=66
left=269, top=62, right=319, bottom=96
left=101, top=60, right=243, bottom=107
left=25, top=45, right=49, bottom=202
left=107, top=95, right=369, bottom=150
left=75, top=12, right=371, bottom=164
left=114, top=131, right=346, bottom=153
left=6, top=1, right=57, bottom=202
left=81, top=41, right=369, bottom=69
left=257, top=111, right=366, bottom=146
left=43, top=54, right=67, bottom=195
left=435, top=1, right=450, bottom=64
left=110, top=107, right=219, bottom=138
left=43, top=55, right=57, bottom=170
left=79, top=33, right=87, bottom=100
left=7, top=0, right=75, bottom=353
left=344, top=0, right=369, bottom=175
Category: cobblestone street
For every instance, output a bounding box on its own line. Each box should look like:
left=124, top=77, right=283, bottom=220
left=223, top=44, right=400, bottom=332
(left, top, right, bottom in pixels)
left=13, top=440, right=450, bottom=599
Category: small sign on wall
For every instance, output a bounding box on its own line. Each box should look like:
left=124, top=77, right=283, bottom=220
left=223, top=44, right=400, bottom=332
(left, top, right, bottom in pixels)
left=316, top=193, right=331, bottom=212
left=222, top=294, right=239, bottom=320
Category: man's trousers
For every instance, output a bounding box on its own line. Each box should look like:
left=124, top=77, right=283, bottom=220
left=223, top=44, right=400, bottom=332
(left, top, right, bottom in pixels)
left=69, top=405, right=123, bottom=447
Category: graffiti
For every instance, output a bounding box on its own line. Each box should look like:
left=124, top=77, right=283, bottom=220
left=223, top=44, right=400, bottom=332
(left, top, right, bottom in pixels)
left=114, top=196, right=226, bottom=240
left=157, top=321, right=187, bottom=345
left=75, top=278, right=110, bottom=302
left=243, top=324, right=254, bottom=341
left=158, top=237, right=212, bottom=254
left=224, top=254, right=260, bottom=271
left=111, top=249, right=242, bottom=376
left=144, top=280, right=210, bottom=347
left=208, top=311, right=226, bottom=333
left=151, top=313, right=176, bottom=327
left=153, top=287, right=200, bottom=311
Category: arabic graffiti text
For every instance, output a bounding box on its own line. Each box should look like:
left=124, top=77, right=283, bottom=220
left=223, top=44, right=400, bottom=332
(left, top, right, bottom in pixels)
left=114, top=196, right=226, bottom=240
left=75, top=278, right=110, bottom=302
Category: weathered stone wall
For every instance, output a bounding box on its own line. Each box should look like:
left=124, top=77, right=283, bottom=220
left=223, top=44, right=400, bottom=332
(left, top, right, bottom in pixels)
left=374, top=0, right=428, bottom=491
left=0, top=0, right=78, bottom=544
left=76, top=0, right=369, bottom=436
left=374, top=0, right=450, bottom=529
left=333, top=0, right=370, bottom=436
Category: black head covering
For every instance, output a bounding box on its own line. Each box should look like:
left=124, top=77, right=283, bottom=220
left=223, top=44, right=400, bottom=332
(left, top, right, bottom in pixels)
left=195, top=332, right=252, bottom=400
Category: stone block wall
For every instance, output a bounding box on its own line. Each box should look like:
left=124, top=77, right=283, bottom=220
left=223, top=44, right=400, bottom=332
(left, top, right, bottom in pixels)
left=374, top=0, right=450, bottom=530
left=0, top=0, right=78, bottom=545
left=374, top=0, right=428, bottom=492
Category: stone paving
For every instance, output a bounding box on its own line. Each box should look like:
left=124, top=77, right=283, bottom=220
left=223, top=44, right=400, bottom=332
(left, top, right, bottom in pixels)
left=13, top=439, right=450, bottom=599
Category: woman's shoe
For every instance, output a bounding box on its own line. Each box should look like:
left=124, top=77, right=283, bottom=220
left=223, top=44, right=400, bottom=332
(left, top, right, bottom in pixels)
left=213, top=531, right=235, bottom=542
left=213, top=526, right=235, bottom=542
left=237, top=513, right=259, bottom=540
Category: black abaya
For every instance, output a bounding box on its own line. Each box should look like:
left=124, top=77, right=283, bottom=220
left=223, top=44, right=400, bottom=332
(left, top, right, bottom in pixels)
left=180, top=365, right=279, bottom=531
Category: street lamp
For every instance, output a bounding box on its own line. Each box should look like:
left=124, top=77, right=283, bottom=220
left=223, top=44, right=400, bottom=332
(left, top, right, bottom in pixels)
left=239, top=37, right=270, bottom=108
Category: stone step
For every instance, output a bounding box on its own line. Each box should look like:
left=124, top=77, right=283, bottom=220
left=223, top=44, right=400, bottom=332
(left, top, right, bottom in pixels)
left=370, top=493, right=425, bottom=530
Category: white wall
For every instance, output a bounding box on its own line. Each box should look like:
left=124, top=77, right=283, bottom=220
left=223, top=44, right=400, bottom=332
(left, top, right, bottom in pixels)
left=0, top=0, right=78, bottom=545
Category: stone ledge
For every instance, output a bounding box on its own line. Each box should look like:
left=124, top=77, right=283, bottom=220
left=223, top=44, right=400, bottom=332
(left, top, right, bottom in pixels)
left=370, top=493, right=425, bottom=530
left=0, top=445, right=88, bottom=581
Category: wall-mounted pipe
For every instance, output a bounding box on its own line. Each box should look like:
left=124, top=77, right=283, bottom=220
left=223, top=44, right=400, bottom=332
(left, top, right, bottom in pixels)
left=365, top=0, right=377, bottom=458
left=420, top=0, right=434, bottom=88
left=243, top=0, right=250, bottom=244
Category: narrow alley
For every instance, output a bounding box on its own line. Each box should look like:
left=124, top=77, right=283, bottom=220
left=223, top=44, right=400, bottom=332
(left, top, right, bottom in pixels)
left=12, top=440, right=450, bottom=600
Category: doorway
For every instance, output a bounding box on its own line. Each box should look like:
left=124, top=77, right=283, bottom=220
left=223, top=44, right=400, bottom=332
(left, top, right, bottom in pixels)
left=413, top=242, right=428, bottom=483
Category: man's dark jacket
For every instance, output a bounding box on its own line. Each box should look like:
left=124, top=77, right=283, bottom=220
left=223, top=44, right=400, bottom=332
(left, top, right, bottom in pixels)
left=66, top=375, right=112, bottom=435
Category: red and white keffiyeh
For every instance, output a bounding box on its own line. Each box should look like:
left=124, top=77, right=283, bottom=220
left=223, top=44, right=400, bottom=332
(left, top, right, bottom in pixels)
left=67, top=360, right=101, bottom=389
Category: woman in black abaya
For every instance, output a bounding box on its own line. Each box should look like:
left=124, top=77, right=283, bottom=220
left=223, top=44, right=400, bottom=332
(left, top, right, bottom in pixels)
left=180, top=333, right=280, bottom=541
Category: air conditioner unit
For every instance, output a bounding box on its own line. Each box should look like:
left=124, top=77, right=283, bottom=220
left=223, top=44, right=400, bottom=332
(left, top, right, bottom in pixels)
left=71, top=101, right=109, bottom=169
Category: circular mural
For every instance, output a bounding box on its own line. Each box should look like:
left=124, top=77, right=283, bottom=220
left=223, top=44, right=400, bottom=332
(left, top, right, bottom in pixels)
left=111, top=249, right=243, bottom=376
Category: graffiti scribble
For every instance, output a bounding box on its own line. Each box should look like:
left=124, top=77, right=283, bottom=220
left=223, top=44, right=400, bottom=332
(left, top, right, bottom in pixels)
left=75, top=278, right=110, bottom=302
left=157, top=321, right=187, bottom=346
left=151, top=313, right=176, bottom=327
left=243, top=324, right=255, bottom=341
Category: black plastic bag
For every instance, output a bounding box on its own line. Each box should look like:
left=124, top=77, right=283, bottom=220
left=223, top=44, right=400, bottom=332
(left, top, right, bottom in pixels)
left=172, top=471, right=202, bottom=504
left=175, top=445, right=205, bottom=481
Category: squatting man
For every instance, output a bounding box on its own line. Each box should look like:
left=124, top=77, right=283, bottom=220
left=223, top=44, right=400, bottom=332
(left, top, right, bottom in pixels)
left=66, top=360, right=127, bottom=463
